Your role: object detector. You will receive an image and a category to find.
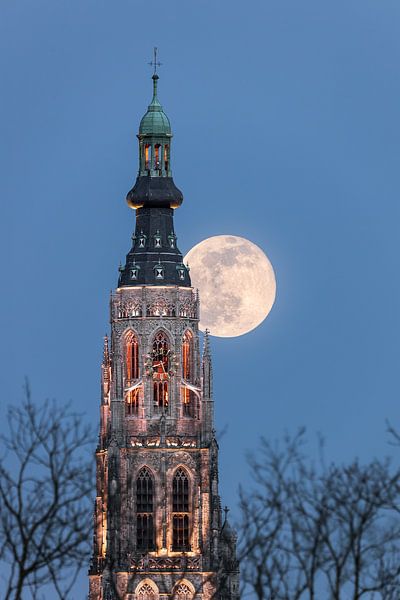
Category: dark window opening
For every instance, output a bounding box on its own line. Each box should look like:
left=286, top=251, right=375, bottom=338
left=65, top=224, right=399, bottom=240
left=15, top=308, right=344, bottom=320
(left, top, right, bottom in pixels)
left=172, top=468, right=190, bottom=551
left=154, top=380, right=168, bottom=411
left=164, top=144, right=169, bottom=171
left=136, top=468, right=155, bottom=551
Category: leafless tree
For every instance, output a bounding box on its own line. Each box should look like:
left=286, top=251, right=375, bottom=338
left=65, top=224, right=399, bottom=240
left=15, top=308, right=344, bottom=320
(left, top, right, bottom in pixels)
left=0, top=383, right=95, bottom=599
left=238, top=430, right=400, bottom=600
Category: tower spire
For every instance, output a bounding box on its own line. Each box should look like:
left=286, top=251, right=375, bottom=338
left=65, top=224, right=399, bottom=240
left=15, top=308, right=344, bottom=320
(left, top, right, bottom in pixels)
left=120, top=63, right=189, bottom=288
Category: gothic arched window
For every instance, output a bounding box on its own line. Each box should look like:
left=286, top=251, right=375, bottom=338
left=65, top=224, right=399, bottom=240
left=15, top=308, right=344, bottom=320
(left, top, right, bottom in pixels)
left=182, top=331, right=192, bottom=381
left=135, top=581, right=158, bottom=600
left=181, top=331, right=195, bottom=417
left=126, top=333, right=139, bottom=382
left=172, top=468, right=190, bottom=551
left=152, top=332, right=169, bottom=412
left=136, top=468, right=155, bottom=551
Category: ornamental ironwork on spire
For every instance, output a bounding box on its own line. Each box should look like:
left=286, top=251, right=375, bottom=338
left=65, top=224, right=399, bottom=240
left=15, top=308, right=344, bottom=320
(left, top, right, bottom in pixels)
left=118, top=71, right=190, bottom=288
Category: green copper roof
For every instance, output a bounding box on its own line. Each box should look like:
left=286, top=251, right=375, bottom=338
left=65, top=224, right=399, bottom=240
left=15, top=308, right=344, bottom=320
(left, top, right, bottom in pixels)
left=139, top=75, right=171, bottom=136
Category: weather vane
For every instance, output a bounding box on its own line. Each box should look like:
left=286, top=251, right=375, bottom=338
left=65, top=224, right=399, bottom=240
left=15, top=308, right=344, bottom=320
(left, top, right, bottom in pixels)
left=149, top=47, right=162, bottom=75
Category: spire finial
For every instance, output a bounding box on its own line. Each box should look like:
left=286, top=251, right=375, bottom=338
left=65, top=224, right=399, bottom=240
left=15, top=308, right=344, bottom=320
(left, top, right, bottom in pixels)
left=149, top=47, right=162, bottom=76
left=223, top=506, right=230, bottom=523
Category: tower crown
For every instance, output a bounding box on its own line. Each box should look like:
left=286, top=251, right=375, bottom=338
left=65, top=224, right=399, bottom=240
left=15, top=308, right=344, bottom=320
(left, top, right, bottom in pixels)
left=120, top=72, right=189, bottom=287
left=127, top=73, right=183, bottom=210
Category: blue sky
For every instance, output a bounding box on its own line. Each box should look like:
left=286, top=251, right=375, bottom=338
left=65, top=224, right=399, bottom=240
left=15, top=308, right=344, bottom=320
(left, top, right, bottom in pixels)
left=1, top=0, right=400, bottom=597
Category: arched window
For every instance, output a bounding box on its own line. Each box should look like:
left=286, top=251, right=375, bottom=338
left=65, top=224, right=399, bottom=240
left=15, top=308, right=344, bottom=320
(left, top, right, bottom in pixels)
left=174, top=583, right=193, bottom=599
left=154, top=144, right=161, bottom=170
left=145, top=144, right=152, bottom=171
left=126, top=333, right=139, bottom=382
left=164, top=144, right=169, bottom=171
left=172, top=468, right=190, bottom=551
left=182, top=331, right=192, bottom=380
left=181, top=332, right=195, bottom=417
left=152, top=332, right=169, bottom=412
left=136, top=468, right=155, bottom=551
left=126, top=389, right=139, bottom=416
left=135, top=581, right=158, bottom=600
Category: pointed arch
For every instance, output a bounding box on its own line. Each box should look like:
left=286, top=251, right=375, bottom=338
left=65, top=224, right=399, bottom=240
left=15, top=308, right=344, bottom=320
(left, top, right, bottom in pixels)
left=172, top=467, right=191, bottom=551
left=136, top=467, right=155, bottom=551
left=173, top=581, right=195, bottom=599
left=124, top=330, right=140, bottom=382
left=134, top=579, right=159, bottom=600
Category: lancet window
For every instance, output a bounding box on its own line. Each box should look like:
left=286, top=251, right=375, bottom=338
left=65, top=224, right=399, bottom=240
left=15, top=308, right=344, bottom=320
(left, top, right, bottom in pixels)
left=181, top=331, right=195, bottom=417
left=136, top=469, right=155, bottom=551
left=182, top=331, right=192, bottom=380
left=125, top=333, right=139, bottom=382
left=172, top=468, right=190, bottom=551
left=152, top=332, right=169, bottom=412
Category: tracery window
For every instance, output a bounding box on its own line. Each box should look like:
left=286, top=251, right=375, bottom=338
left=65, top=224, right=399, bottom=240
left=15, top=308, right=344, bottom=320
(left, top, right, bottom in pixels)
left=136, top=469, right=155, bottom=551
left=172, top=468, right=190, bottom=551
left=126, top=389, right=139, bottom=416
left=152, top=332, right=169, bottom=412
left=135, top=582, right=158, bottom=600
left=174, top=583, right=193, bottom=599
left=125, top=333, right=139, bottom=381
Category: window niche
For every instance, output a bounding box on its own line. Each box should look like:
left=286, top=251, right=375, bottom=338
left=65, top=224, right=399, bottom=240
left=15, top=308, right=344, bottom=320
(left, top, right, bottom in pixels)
left=164, top=144, right=169, bottom=171
left=181, top=332, right=195, bottom=418
left=172, top=468, right=191, bottom=551
left=136, top=469, right=155, bottom=552
left=125, top=333, right=140, bottom=382
left=144, top=144, right=152, bottom=171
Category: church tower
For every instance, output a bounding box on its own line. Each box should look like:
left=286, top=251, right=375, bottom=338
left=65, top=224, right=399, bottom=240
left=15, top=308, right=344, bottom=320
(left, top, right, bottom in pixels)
left=89, top=68, right=239, bottom=600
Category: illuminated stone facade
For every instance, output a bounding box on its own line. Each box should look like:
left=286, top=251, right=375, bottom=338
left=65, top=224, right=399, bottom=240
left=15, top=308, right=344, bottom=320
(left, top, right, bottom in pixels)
left=88, top=72, right=239, bottom=600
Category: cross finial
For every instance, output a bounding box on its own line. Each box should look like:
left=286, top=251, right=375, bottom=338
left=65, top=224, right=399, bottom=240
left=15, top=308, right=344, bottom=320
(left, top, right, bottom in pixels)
left=149, top=47, right=162, bottom=75
left=223, top=506, right=230, bottom=522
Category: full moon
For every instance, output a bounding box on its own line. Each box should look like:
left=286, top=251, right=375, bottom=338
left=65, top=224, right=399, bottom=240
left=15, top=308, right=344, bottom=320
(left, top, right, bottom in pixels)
left=184, top=235, right=276, bottom=337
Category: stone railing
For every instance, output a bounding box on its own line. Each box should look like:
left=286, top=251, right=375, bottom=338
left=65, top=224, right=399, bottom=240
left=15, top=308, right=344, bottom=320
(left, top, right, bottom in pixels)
left=130, top=555, right=201, bottom=572
left=111, top=287, right=199, bottom=321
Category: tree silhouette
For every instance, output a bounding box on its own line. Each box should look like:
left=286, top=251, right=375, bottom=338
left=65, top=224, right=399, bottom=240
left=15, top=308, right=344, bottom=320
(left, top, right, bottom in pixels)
left=0, top=384, right=94, bottom=599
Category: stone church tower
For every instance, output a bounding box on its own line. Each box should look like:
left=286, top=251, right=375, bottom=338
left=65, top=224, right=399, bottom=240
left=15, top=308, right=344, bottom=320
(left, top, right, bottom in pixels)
left=88, top=71, right=239, bottom=600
